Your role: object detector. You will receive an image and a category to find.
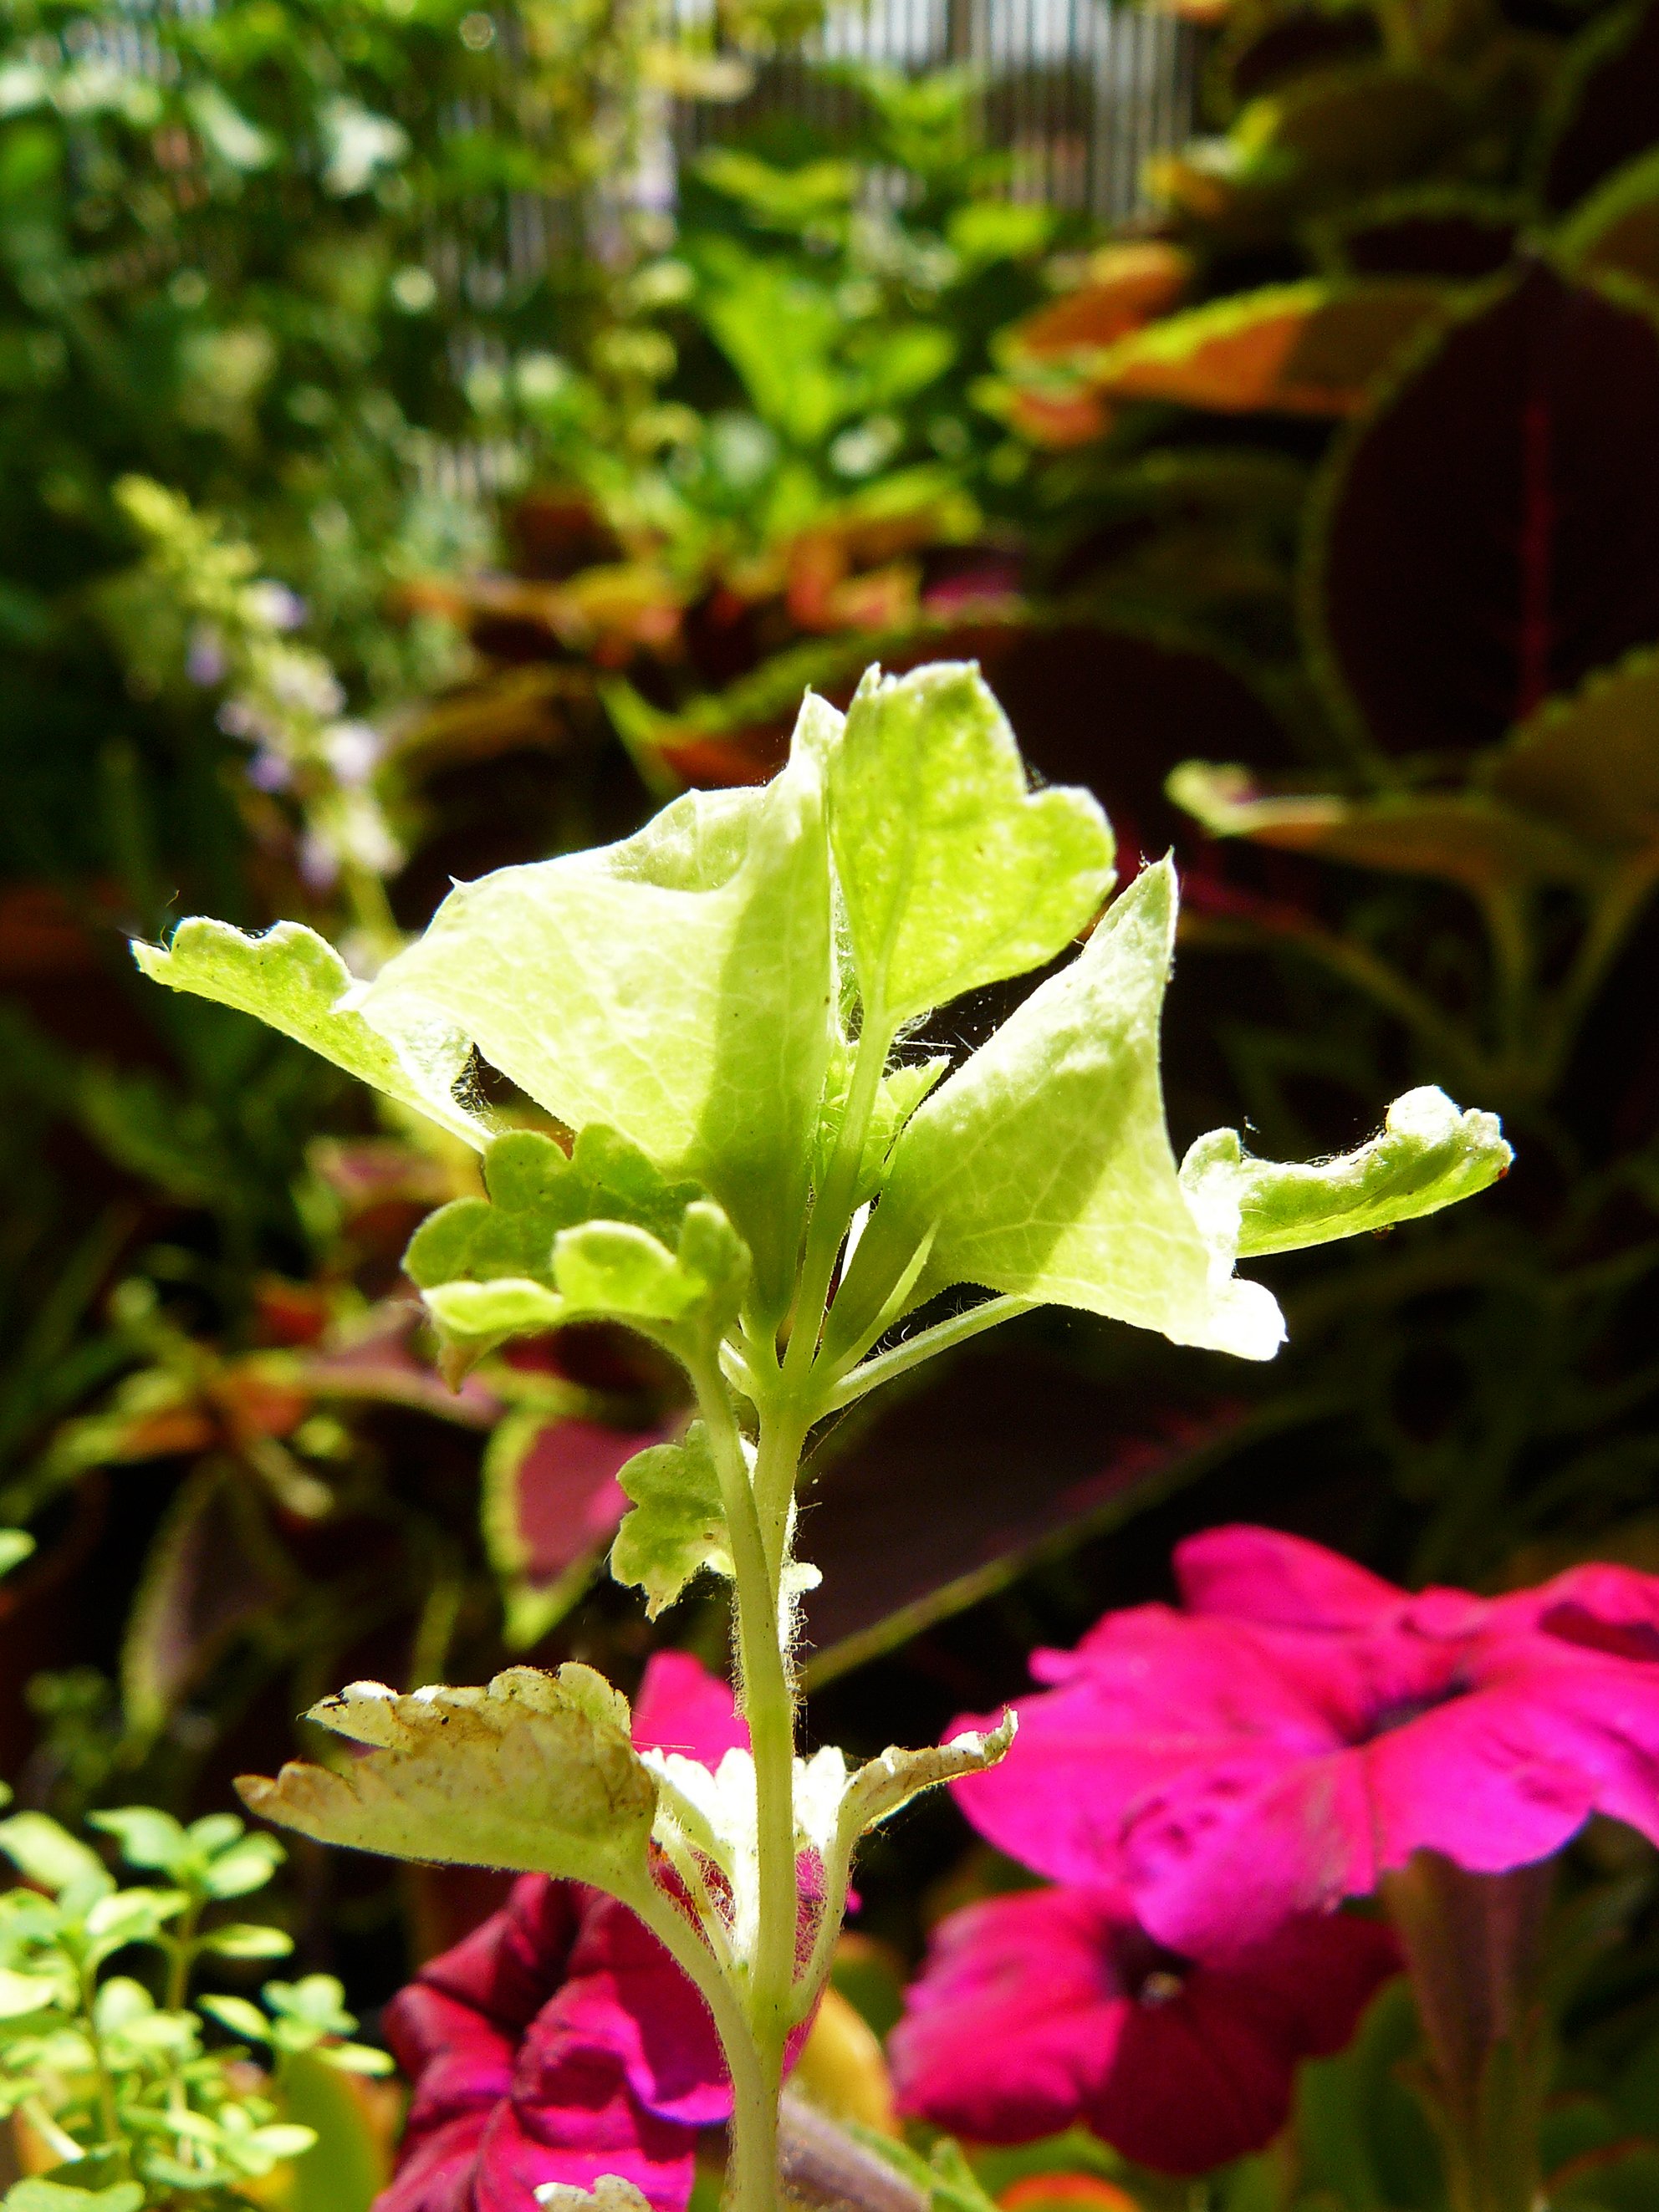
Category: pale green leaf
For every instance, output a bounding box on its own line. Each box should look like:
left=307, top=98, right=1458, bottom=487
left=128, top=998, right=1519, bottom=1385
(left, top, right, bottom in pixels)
left=610, top=1425, right=733, bottom=1618
left=1180, top=1086, right=1510, bottom=1258
left=421, top=1277, right=566, bottom=1369
left=534, top=2179, right=653, bottom=2212
left=0, top=1533, right=32, bottom=1581
left=828, top=662, right=1115, bottom=1030
left=132, top=921, right=487, bottom=1149
left=829, top=862, right=1285, bottom=1363
left=236, top=1664, right=656, bottom=1899
left=199, top=1834, right=284, bottom=1899
left=360, top=723, right=834, bottom=1319
left=841, top=1712, right=1017, bottom=1841
left=0, top=1967, right=71, bottom=2019
left=0, top=1814, right=113, bottom=1902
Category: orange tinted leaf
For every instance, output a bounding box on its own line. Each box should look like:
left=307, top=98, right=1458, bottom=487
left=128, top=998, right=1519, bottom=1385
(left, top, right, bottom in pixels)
left=1005, top=244, right=1190, bottom=361
left=1089, top=281, right=1449, bottom=415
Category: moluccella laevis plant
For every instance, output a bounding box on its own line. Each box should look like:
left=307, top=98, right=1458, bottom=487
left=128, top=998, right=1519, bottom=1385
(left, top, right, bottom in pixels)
left=135, top=662, right=1511, bottom=2212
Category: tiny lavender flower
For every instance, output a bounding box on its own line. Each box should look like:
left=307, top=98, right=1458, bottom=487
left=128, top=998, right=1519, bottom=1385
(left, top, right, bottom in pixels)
left=380, top=1653, right=748, bottom=2212
left=949, top=1526, right=1659, bottom=1957
left=889, top=1884, right=1396, bottom=2174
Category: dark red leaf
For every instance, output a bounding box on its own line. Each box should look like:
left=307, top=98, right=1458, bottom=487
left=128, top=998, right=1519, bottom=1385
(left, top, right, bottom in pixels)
left=798, top=1346, right=1243, bottom=1682
left=1311, top=262, right=1659, bottom=753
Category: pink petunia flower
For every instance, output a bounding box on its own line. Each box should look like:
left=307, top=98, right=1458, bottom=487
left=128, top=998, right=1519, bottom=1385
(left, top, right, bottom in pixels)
left=889, top=1884, right=1396, bottom=2174
left=949, top=1526, right=1659, bottom=1957
left=379, top=1652, right=750, bottom=2212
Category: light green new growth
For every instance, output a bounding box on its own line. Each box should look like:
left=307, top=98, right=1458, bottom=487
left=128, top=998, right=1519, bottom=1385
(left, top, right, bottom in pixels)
left=611, top=1425, right=736, bottom=1619
left=135, top=660, right=1511, bottom=2212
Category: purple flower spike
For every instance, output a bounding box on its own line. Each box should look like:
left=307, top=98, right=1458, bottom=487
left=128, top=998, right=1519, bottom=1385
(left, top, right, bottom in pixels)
left=949, top=1526, right=1659, bottom=1957
left=378, top=1654, right=747, bottom=2212
left=891, top=1885, right=1396, bottom=2174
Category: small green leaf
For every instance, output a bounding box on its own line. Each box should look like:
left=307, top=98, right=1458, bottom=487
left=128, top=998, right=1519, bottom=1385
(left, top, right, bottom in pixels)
left=362, top=723, right=834, bottom=1320
left=237, top=1664, right=657, bottom=1899
left=405, top=1126, right=703, bottom=1292
left=86, top=1807, right=187, bottom=1875
left=133, top=920, right=488, bottom=1149
left=610, top=1425, right=733, bottom=1618
left=0, top=1814, right=114, bottom=1902
left=828, top=663, right=1115, bottom=1030
left=830, top=862, right=1285, bottom=1364
left=199, top=1833, right=284, bottom=1899
left=412, top=1149, right=750, bottom=1368
left=197, top=1923, right=294, bottom=1959
left=84, top=1886, right=186, bottom=1958
left=0, top=1966, right=71, bottom=2019
left=198, top=1994, right=271, bottom=2043
left=1180, top=1086, right=1511, bottom=1258
left=3, top=2182, right=145, bottom=2212
left=0, top=1532, right=33, bottom=1581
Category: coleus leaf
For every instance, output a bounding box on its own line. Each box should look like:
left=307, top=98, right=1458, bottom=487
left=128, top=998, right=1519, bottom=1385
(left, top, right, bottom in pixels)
left=1076, top=280, right=1449, bottom=416
left=1166, top=762, right=1594, bottom=893
left=1483, top=645, right=1659, bottom=855
left=1556, top=145, right=1659, bottom=300
left=130, top=920, right=487, bottom=1149
left=610, top=1424, right=733, bottom=1620
left=828, top=861, right=1285, bottom=1365
left=827, top=663, right=1115, bottom=1032
left=1179, top=1087, right=1511, bottom=1260
left=359, top=714, right=834, bottom=1322
left=237, top=1664, right=657, bottom=1900
left=1310, top=263, right=1659, bottom=754
left=1537, top=0, right=1659, bottom=213
left=483, top=1410, right=670, bottom=1649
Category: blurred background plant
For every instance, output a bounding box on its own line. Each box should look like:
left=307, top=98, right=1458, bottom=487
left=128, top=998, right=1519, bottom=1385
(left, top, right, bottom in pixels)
left=4, top=0, right=1659, bottom=2204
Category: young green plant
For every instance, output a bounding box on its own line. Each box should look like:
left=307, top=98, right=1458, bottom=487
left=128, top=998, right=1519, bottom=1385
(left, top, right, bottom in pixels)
left=135, top=661, right=1512, bottom=2212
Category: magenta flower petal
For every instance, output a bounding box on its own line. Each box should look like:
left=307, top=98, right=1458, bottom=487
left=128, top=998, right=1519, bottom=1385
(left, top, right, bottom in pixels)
left=953, top=1526, right=1659, bottom=1955
left=544, top=1893, right=732, bottom=2128
left=631, top=1650, right=750, bottom=1765
left=1174, top=1524, right=1405, bottom=1630
left=891, top=1886, right=1396, bottom=2177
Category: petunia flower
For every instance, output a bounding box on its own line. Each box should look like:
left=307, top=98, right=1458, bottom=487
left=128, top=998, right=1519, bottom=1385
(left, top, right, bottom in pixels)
left=889, top=1883, right=1396, bottom=2174
left=379, top=1651, right=749, bottom=2212
left=949, top=1526, right=1659, bottom=1956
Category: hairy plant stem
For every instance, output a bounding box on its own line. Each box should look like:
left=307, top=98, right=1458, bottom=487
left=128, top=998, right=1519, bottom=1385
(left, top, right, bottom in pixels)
left=687, top=1010, right=901, bottom=2212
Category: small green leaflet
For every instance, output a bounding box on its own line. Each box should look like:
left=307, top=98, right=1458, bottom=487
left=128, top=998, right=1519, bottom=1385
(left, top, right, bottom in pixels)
left=828, top=663, right=1115, bottom=1031
left=406, top=1127, right=704, bottom=1291
left=418, top=1200, right=748, bottom=1372
left=610, top=1425, right=733, bottom=1618
left=131, top=920, right=487, bottom=1148
left=360, top=725, right=834, bottom=1323
left=237, top=1665, right=657, bottom=1902
left=1180, top=1086, right=1511, bottom=1258
left=829, top=860, right=1286, bottom=1363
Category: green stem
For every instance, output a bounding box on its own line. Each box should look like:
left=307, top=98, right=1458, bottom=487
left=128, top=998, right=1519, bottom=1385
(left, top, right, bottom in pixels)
left=825, top=1294, right=1033, bottom=1409
left=692, top=1363, right=799, bottom=2212
left=630, top=1883, right=775, bottom=2212
left=80, top=1958, right=123, bottom=2161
